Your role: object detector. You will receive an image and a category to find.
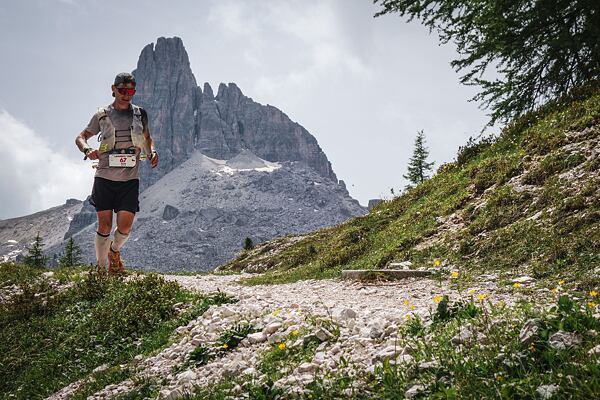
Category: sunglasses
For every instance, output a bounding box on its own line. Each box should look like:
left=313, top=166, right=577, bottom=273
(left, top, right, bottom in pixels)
left=116, top=87, right=136, bottom=96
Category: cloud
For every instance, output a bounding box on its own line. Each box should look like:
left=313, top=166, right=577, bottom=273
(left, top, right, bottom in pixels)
left=57, top=0, right=78, bottom=6
left=0, top=110, right=93, bottom=219
left=206, top=0, right=373, bottom=103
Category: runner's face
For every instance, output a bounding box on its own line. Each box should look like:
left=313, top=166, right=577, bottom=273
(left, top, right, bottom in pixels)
left=112, top=83, right=136, bottom=103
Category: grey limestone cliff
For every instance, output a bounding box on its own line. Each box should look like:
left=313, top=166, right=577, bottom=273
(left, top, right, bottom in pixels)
left=63, top=197, right=95, bottom=239
left=0, top=199, right=83, bottom=262
left=55, top=150, right=363, bottom=272
left=133, top=37, right=199, bottom=190
left=132, top=37, right=337, bottom=192
left=57, top=37, right=364, bottom=260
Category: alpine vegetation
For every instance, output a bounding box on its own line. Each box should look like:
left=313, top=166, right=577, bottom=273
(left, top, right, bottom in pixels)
left=403, top=130, right=435, bottom=189
left=23, top=232, right=47, bottom=268
left=58, top=237, right=82, bottom=268
left=2, top=3, right=600, bottom=398
left=374, top=0, right=600, bottom=126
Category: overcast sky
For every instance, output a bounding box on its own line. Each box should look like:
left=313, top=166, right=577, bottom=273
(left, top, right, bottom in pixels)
left=0, top=0, right=496, bottom=219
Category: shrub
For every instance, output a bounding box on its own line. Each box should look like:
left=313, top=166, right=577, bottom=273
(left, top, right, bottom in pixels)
left=433, top=295, right=480, bottom=322
left=89, top=274, right=181, bottom=338
left=456, top=135, right=496, bottom=166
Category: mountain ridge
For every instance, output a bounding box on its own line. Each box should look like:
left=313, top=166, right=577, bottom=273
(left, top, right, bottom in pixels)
left=46, top=149, right=364, bottom=272
left=133, top=36, right=338, bottom=192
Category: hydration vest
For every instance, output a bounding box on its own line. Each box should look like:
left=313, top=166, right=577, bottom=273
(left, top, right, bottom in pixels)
left=96, top=104, right=151, bottom=157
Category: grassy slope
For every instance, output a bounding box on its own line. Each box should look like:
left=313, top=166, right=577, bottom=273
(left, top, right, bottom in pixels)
left=221, top=82, right=600, bottom=289
left=0, top=264, right=235, bottom=399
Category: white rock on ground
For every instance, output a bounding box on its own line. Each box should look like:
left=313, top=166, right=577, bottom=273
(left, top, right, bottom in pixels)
left=48, top=273, right=524, bottom=399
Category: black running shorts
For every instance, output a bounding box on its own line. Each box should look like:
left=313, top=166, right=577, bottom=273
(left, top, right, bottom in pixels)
left=89, top=177, right=140, bottom=213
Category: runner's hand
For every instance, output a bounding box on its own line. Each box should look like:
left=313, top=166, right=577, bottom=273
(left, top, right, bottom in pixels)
left=150, top=150, right=158, bottom=168
left=86, top=150, right=100, bottom=160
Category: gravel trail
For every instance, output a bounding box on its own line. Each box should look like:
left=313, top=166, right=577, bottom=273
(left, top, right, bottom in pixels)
left=164, top=273, right=515, bottom=322
left=50, top=272, right=524, bottom=399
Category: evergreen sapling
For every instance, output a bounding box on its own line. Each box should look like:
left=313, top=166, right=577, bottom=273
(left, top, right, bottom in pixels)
left=404, top=130, right=434, bottom=189
left=59, top=237, right=82, bottom=268
left=23, top=232, right=48, bottom=268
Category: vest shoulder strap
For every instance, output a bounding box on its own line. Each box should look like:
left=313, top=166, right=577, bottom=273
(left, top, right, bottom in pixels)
left=131, top=104, right=142, bottom=118
left=96, top=107, right=108, bottom=121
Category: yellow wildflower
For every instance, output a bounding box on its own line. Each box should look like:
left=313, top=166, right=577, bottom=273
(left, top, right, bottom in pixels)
left=291, top=330, right=298, bottom=337
left=590, top=290, right=598, bottom=298
left=434, top=296, right=443, bottom=304
left=588, top=302, right=596, bottom=309
left=223, top=343, right=229, bottom=349
left=433, top=259, right=441, bottom=267
left=551, top=288, right=558, bottom=295
left=496, top=375, right=504, bottom=382
left=559, top=280, right=565, bottom=285
left=468, top=289, right=477, bottom=294
left=513, top=282, right=522, bottom=288
left=273, top=308, right=282, bottom=316
left=278, top=343, right=286, bottom=350
left=405, top=315, right=411, bottom=320
left=451, top=271, right=459, bottom=278
left=404, top=300, right=410, bottom=307
left=478, top=293, right=489, bottom=301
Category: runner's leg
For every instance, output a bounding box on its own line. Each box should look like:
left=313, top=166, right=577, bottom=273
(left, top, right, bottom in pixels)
left=95, top=210, right=112, bottom=271
left=112, top=210, right=135, bottom=251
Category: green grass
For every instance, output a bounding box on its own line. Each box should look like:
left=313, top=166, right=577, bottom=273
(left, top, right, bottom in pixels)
left=219, top=80, right=600, bottom=287
left=0, top=263, right=236, bottom=399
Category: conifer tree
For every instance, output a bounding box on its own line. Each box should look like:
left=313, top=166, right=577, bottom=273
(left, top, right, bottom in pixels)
left=59, top=237, right=82, bottom=268
left=23, top=232, right=48, bottom=268
left=404, top=130, right=434, bottom=188
left=244, top=237, right=254, bottom=251
left=374, top=0, right=600, bottom=125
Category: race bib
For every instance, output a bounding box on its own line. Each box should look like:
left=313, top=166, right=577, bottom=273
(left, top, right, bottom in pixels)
left=109, top=153, right=137, bottom=167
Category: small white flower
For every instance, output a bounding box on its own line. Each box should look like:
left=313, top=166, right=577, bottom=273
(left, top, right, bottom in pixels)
left=536, top=384, right=559, bottom=399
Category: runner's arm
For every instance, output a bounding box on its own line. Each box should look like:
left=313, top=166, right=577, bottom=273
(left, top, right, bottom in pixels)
left=144, top=128, right=158, bottom=168
left=76, top=130, right=99, bottom=160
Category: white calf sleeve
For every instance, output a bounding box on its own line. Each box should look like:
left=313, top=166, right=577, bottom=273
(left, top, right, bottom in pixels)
left=95, top=232, right=111, bottom=268
left=111, top=229, right=130, bottom=252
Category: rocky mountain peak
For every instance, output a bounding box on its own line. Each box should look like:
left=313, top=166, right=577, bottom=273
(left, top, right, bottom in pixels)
left=216, top=82, right=244, bottom=102
left=58, top=37, right=352, bottom=248
left=137, top=37, right=191, bottom=74
left=202, top=82, right=214, bottom=100
left=131, top=36, right=338, bottom=191
left=133, top=36, right=198, bottom=189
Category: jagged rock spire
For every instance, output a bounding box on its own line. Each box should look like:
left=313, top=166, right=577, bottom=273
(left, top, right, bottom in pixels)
left=132, top=37, right=338, bottom=189
left=133, top=37, right=198, bottom=189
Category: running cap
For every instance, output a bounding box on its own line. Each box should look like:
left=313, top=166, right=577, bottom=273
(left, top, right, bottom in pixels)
left=114, top=72, right=136, bottom=86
